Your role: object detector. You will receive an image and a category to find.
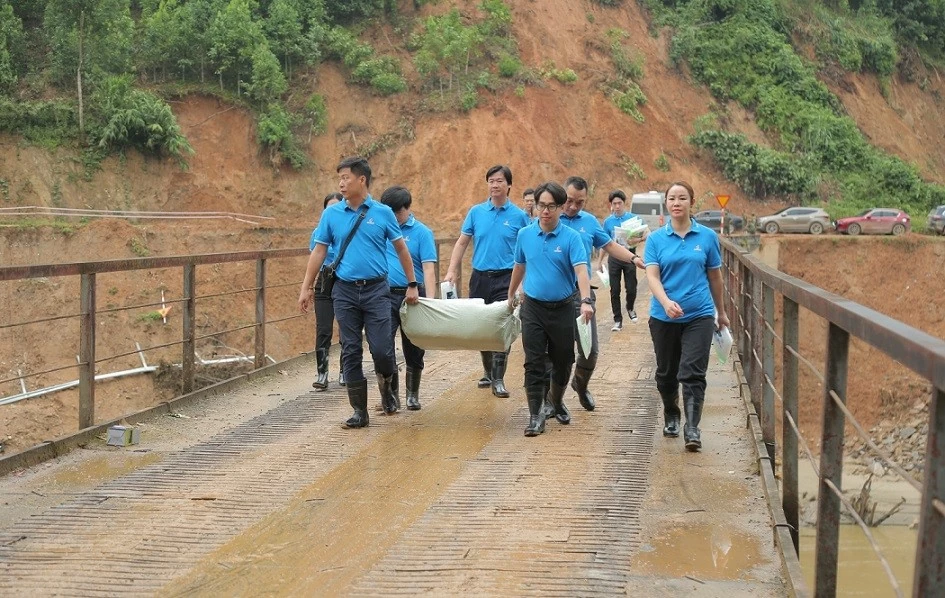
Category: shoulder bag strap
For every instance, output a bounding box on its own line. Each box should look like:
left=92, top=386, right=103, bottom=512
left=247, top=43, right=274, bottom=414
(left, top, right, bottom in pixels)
left=329, top=205, right=369, bottom=270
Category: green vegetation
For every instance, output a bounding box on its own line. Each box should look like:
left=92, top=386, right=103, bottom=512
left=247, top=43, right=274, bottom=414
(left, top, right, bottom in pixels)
left=137, top=310, right=165, bottom=323
left=654, top=153, right=670, bottom=172
left=638, top=0, right=945, bottom=216
left=538, top=61, right=578, bottom=85
left=603, top=28, right=647, bottom=122
left=128, top=236, right=150, bottom=257
left=620, top=154, right=646, bottom=180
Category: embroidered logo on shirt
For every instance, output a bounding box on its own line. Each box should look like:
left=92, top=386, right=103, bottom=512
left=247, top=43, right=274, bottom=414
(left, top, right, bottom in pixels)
left=367, top=218, right=375, bottom=225
left=404, top=235, right=410, bottom=242
left=554, top=246, right=563, bottom=253
left=503, top=220, right=510, bottom=226
left=694, top=244, right=702, bottom=252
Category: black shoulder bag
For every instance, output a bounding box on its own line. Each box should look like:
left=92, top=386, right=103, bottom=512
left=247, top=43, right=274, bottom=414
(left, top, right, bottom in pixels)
left=317, top=205, right=369, bottom=296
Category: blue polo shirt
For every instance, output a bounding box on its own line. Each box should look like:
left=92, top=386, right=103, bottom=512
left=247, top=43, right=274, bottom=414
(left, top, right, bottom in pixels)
left=560, top=211, right=612, bottom=275
left=312, top=197, right=403, bottom=281
left=603, top=212, right=638, bottom=241
left=386, top=214, right=437, bottom=287
left=461, top=198, right=530, bottom=271
left=514, top=222, right=587, bottom=302
left=309, top=228, right=336, bottom=265
left=643, top=220, right=722, bottom=323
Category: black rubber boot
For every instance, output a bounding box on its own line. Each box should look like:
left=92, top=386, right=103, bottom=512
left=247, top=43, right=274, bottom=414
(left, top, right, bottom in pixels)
left=478, top=351, right=493, bottom=388
left=376, top=371, right=400, bottom=415
left=547, top=381, right=571, bottom=425
left=662, top=392, right=681, bottom=437
left=312, top=349, right=329, bottom=390
left=571, top=355, right=597, bottom=411
left=540, top=370, right=554, bottom=420
left=684, top=396, right=703, bottom=451
left=338, top=368, right=346, bottom=387
left=524, top=387, right=546, bottom=437
left=343, top=379, right=369, bottom=429
left=491, top=351, right=510, bottom=398
left=406, top=367, right=422, bottom=410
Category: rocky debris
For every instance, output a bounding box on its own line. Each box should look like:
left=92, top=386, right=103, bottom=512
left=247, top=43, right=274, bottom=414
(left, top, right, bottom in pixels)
left=845, top=397, right=930, bottom=482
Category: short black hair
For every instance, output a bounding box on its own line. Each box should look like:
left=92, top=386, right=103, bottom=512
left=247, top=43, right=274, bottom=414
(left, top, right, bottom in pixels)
left=522, top=187, right=535, bottom=198
left=564, top=176, right=588, bottom=191
left=380, top=185, right=412, bottom=212
left=485, top=165, right=512, bottom=186
left=608, top=189, right=626, bottom=203
left=323, top=192, right=343, bottom=209
left=533, top=181, right=567, bottom=207
left=336, top=156, right=372, bottom=187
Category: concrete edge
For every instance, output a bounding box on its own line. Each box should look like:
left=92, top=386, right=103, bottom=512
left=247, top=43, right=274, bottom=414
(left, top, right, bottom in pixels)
left=732, top=355, right=810, bottom=598
left=0, top=352, right=316, bottom=478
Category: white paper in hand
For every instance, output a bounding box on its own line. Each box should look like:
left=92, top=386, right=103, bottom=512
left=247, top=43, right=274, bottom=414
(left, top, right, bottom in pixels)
left=576, top=315, right=592, bottom=358
left=713, top=326, right=734, bottom=364
left=596, top=262, right=610, bottom=289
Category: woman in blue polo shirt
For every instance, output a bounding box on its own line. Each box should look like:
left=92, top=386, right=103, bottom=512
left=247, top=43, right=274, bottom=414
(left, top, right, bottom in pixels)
left=643, top=181, right=730, bottom=451
left=311, top=192, right=343, bottom=391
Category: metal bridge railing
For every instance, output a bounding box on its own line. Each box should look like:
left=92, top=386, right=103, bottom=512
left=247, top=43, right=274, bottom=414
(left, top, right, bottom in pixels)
left=0, top=239, right=465, bottom=435
left=721, top=237, right=945, bottom=597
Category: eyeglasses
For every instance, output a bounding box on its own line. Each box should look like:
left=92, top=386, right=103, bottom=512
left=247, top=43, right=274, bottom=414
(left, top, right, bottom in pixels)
left=536, top=202, right=558, bottom=212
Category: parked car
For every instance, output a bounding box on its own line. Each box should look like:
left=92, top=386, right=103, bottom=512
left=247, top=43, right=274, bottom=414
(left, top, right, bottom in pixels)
left=693, top=210, right=745, bottom=233
left=927, top=205, right=945, bottom=235
left=758, top=207, right=831, bottom=235
left=834, top=208, right=911, bottom=236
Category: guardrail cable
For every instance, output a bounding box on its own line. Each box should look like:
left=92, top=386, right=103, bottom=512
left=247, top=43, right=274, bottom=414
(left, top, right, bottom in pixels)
left=0, top=311, right=83, bottom=331
left=96, top=339, right=185, bottom=365
left=97, top=296, right=188, bottom=316
left=0, top=362, right=82, bottom=386
left=785, top=343, right=827, bottom=385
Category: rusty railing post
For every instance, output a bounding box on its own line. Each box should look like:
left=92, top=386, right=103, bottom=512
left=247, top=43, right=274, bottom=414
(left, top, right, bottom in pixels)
left=762, top=282, right=776, bottom=461
left=255, top=258, right=266, bottom=369
left=782, top=296, right=800, bottom=553
left=182, top=264, right=196, bottom=394
left=914, top=386, right=945, bottom=595
left=751, top=271, right=763, bottom=415
left=740, top=263, right=752, bottom=381
left=814, top=323, right=850, bottom=597
left=78, top=272, right=96, bottom=429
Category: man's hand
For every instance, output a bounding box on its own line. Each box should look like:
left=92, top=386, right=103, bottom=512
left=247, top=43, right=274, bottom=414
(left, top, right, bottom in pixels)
left=717, top=311, right=730, bottom=330
left=632, top=255, right=645, bottom=270
left=405, top=286, right=420, bottom=305
left=507, top=294, right=516, bottom=312
left=580, top=302, right=594, bottom=323
left=444, top=270, right=456, bottom=284
left=662, top=299, right=684, bottom=319
left=298, top=287, right=314, bottom=313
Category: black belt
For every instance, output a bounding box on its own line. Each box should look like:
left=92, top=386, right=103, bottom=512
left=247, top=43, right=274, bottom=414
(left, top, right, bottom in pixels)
left=339, top=275, right=387, bottom=287
left=390, top=285, right=424, bottom=295
left=475, top=268, right=512, bottom=277
left=525, top=292, right=577, bottom=309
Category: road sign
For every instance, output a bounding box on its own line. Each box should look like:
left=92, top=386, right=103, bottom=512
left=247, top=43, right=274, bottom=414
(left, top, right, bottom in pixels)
left=716, top=194, right=730, bottom=209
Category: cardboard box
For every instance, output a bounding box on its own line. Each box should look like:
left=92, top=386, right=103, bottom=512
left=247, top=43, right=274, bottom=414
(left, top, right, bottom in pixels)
left=106, top=425, right=140, bottom=447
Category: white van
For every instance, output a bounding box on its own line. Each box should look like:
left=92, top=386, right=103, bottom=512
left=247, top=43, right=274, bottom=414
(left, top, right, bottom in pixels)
left=630, top=191, right=667, bottom=231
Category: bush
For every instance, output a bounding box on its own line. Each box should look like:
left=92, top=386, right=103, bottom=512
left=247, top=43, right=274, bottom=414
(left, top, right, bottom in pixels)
left=498, top=54, right=521, bottom=78
left=326, top=27, right=406, bottom=95
left=257, top=103, right=307, bottom=169
left=304, top=93, right=328, bottom=136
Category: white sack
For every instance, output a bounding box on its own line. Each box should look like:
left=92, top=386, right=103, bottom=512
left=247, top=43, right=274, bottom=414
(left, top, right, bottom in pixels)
left=400, top=297, right=521, bottom=352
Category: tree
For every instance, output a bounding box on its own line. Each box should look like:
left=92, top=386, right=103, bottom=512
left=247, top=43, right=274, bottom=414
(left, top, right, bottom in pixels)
left=0, top=3, right=25, bottom=94
left=247, top=42, right=287, bottom=102
left=208, top=0, right=267, bottom=92
left=264, top=0, right=304, bottom=77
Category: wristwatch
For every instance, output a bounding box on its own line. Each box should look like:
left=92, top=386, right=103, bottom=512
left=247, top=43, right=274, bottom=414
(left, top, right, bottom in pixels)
left=407, top=281, right=419, bottom=289
left=581, top=297, right=593, bottom=305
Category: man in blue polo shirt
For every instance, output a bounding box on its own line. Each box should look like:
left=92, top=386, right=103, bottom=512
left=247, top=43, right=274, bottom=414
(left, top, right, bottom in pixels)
left=507, top=181, right=593, bottom=437
left=444, top=165, right=530, bottom=398
left=381, top=186, right=437, bottom=411
left=600, top=189, right=648, bottom=331
left=560, top=176, right=644, bottom=412
left=298, top=156, right=419, bottom=429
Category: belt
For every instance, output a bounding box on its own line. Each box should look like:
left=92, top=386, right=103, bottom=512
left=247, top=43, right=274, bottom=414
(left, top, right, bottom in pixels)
left=525, top=292, right=577, bottom=309
left=339, top=275, right=387, bottom=287
left=390, top=285, right=424, bottom=295
left=475, top=268, right=512, bottom=277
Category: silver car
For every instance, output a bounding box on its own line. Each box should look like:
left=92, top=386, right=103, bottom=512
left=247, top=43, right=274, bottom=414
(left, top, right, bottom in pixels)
left=927, top=205, right=945, bottom=235
left=758, top=207, right=831, bottom=235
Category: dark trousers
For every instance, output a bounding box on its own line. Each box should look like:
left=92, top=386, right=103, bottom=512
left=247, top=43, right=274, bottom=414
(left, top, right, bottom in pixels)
left=332, top=279, right=395, bottom=382
left=314, top=271, right=334, bottom=354
left=648, top=316, right=715, bottom=416
left=608, top=255, right=637, bottom=322
left=521, top=295, right=576, bottom=393
left=572, top=288, right=599, bottom=365
left=390, top=288, right=425, bottom=370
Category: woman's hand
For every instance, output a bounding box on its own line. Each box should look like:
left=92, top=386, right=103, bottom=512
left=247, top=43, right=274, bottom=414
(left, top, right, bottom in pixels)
left=662, top=299, right=684, bottom=319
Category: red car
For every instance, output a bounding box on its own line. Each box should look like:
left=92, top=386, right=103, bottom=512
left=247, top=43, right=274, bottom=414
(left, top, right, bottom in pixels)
left=834, top=208, right=911, bottom=236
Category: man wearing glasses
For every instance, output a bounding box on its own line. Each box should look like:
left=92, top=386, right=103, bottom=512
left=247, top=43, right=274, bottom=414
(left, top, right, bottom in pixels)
left=445, top=165, right=530, bottom=398
left=559, top=176, right=644, bottom=412
left=507, top=182, right=593, bottom=437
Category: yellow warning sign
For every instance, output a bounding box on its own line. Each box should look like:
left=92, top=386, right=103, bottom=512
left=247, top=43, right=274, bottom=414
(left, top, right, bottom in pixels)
left=716, top=194, right=731, bottom=209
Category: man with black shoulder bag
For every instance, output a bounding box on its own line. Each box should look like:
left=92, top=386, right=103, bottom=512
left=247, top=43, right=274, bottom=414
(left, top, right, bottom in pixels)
left=299, top=156, right=419, bottom=429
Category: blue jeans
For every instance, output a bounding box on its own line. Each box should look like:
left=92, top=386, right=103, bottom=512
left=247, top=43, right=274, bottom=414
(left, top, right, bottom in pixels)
left=331, top=278, right=395, bottom=383
left=390, top=289, right=425, bottom=370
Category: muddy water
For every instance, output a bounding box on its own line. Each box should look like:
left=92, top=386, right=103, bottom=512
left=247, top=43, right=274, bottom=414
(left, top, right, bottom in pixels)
left=798, top=526, right=918, bottom=596
left=48, top=451, right=163, bottom=487
left=633, top=523, right=767, bottom=581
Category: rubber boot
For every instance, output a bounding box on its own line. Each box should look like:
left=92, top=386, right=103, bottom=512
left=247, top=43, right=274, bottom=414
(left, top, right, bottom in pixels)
left=338, top=367, right=346, bottom=387
left=524, top=387, right=546, bottom=437
left=684, top=395, right=703, bottom=451
left=540, top=367, right=554, bottom=420
left=570, top=354, right=597, bottom=411
left=547, top=381, right=571, bottom=425
left=377, top=371, right=400, bottom=415
left=662, top=391, right=681, bottom=437
left=406, top=367, right=422, bottom=410
left=491, top=351, right=510, bottom=398
left=312, top=349, right=329, bottom=390
left=343, top=379, right=369, bottom=429
left=478, top=351, right=493, bottom=388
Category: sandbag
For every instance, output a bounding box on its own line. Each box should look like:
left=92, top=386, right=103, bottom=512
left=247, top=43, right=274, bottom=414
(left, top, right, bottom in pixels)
left=400, top=297, right=521, bottom=352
